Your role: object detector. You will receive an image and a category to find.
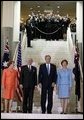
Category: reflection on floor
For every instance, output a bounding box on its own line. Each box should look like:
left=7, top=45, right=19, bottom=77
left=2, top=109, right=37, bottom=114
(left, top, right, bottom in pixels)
left=1, top=85, right=83, bottom=119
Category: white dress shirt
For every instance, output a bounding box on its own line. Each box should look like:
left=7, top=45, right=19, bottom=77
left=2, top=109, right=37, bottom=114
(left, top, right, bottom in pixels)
left=28, top=65, right=31, bottom=70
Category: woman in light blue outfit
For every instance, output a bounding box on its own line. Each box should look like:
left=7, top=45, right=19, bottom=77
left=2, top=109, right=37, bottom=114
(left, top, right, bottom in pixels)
left=56, top=59, right=73, bottom=114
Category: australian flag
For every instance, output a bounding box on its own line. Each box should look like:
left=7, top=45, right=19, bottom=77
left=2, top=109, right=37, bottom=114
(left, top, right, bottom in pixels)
left=73, top=46, right=80, bottom=101
left=2, top=38, right=10, bottom=69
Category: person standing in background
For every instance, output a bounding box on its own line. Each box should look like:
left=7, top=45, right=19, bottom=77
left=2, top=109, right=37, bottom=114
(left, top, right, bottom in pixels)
left=25, top=19, right=32, bottom=47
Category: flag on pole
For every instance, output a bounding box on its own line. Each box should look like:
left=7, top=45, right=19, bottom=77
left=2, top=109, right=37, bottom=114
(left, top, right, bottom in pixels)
left=17, top=33, right=22, bottom=67
left=2, top=37, right=10, bottom=69
left=16, top=33, right=23, bottom=102
left=73, top=46, right=80, bottom=101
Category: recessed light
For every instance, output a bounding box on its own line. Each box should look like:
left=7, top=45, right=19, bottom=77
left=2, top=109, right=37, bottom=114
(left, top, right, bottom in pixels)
left=29, top=15, right=31, bottom=17
left=37, top=6, right=40, bottom=8
left=57, top=11, right=59, bottom=13
left=57, top=6, right=60, bottom=8
left=30, top=8, right=33, bottom=10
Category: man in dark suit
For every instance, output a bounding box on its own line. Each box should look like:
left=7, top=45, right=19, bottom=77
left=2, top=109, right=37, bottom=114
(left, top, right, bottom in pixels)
left=25, top=19, right=32, bottom=47
left=20, top=58, right=37, bottom=113
left=38, top=55, right=57, bottom=114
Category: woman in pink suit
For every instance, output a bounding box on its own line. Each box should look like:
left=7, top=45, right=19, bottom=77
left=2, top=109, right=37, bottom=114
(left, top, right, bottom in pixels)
left=2, top=60, right=18, bottom=113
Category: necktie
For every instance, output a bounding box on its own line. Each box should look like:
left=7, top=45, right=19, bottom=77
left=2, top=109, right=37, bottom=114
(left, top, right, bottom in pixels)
left=29, top=65, right=31, bottom=70
left=47, top=64, right=50, bottom=75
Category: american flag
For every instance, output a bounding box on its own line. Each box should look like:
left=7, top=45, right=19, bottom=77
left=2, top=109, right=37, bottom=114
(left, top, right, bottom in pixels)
left=17, top=33, right=22, bottom=67
left=16, top=33, right=23, bottom=102
left=2, top=37, right=10, bottom=69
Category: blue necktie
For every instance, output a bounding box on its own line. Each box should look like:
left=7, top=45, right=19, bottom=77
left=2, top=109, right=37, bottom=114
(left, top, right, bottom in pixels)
left=47, top=64, right=50, bottom=75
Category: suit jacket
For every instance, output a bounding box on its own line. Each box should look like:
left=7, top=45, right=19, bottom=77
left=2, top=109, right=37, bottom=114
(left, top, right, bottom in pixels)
left=38, top=63, right=57, bottom=88
left=20, top=65, right=37, bottom=88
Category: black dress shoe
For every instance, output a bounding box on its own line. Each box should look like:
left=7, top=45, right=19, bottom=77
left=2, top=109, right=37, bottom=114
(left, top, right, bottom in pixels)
left=28, top=111, right=32, bottom=113
left=47, top=111, right=52, bottom=114
left=60, top=112, right=64, bottom=114
left=42, top=112, right=45, bottom=114
left=27, top=46, right=32, bottom=48
left=23, top=111, right=27, bottom=113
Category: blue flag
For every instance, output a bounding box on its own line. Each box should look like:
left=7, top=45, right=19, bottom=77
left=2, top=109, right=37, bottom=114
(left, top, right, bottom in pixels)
left=2, top=38, right=10, bottom=69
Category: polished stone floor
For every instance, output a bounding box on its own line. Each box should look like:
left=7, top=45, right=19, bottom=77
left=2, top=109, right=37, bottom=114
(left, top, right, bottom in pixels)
left=1, top=82, right=83, bottom=119
left=1, top=113, right=83, bottom=119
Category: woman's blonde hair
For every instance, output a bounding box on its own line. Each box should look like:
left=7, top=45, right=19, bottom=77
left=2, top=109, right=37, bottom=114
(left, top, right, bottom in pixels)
left=7, top=60, right=15, bottom=67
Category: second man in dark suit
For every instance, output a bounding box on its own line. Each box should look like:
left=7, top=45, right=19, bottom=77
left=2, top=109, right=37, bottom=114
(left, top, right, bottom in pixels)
left=20, top=58, right=37, bottom=113
left=38, top=55, right=57, bottom=113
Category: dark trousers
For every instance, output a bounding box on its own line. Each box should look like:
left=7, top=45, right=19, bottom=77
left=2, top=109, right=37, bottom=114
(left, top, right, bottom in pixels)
left=27, top=37, right=31, bottom=47
left=41, top=87, right=53, bottom=113
left=23, top=87, right=34, bottom=113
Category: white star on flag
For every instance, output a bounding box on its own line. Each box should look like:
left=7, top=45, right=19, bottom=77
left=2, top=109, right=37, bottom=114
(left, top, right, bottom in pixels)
left=3, top=61, right=8, bottom=67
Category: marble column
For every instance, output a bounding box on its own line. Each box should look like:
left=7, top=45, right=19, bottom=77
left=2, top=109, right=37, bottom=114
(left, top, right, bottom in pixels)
left=76, top=1, right=83, bottom=112
left=1, top=1, right=20, bottom=59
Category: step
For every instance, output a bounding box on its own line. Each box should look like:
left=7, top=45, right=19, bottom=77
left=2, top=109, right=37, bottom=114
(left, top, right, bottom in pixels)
left=21, top=39, right=74, bottom=67
left=1, top=113, right=83, bottom=119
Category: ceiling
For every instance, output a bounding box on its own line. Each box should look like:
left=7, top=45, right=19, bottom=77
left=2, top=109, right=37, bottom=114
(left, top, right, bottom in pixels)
left=21, top=1, right=76, bottom=22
